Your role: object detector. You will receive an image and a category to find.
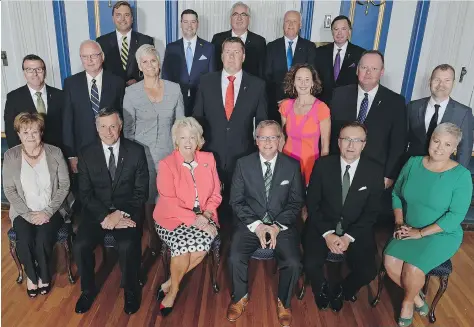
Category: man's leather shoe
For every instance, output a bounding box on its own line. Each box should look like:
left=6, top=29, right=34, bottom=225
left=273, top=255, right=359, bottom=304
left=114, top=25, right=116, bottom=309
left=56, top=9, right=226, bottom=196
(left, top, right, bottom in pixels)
left=75, top=291, right=97, bottom=314
left=277, top=299, right=292, bottom=327
left=124, top=290, right=140, bottom=315
left=330, top=285, right=344, bottom=312
left=315, top=282, right=330, bottom=310
left=344, top=294, right=357, bottom=302
left=226, top=297, right=248, bottom=322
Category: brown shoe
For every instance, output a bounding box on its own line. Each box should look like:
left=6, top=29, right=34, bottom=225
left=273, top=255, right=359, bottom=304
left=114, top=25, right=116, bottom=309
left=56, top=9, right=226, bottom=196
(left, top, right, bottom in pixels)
left=277, top=299, right=292, bottom=327
left=226, top=297, right=249, bottom=322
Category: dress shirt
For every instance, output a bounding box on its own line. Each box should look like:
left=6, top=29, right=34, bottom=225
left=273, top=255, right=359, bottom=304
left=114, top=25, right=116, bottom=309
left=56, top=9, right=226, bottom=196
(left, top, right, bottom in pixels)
left=284, top=35, right=298, bottom=56
left=28, top=84, right=48, bottom=113
left=221, top=69, right=243, bottom=107
left=116, top=29, right=132, bottom=55
left=183, top=35, right=198, bottom=58
left=247, top=153, right=289, bottom=233
left=86, top=70, right=104, bottom=100
left=332, top=41, right=348, bottom=69
left=356, top=84, right=379, bottom=117
left=20, top=153, right=52, bottom=211
left=232, top=30, right=248, bottom=44
left=102, top=139, right=120, bottom=168
left=182, top=160, right=200, bottom=208
left=424, top=97, right=449, bottom=132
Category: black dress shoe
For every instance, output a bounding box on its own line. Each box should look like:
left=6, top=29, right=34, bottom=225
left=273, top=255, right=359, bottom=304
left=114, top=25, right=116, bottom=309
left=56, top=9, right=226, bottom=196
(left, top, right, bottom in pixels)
left=156, top=286, right=167, bottom=303
left=330, top=285, right=344, bottom=312
left=124, top=290, right=140, bottom=315
left=315, top=282, right=330, bottom=310
left=344, top=294, right=357, bottom=302
left=75, top=291, right=97, bottom=314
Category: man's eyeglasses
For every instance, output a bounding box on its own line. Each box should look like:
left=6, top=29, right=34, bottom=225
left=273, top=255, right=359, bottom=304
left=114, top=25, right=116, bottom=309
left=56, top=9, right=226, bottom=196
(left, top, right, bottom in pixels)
left=257, top=135, right=280, bottom=142
left=24, top=67, right=45, bottom=74
left=359, top=65, right=381, bottom=73
left=232, top=12, right=249, bottom=18
left=80, top=53, right=102, bottom=61
left=339, top=137, right=366, bottom=144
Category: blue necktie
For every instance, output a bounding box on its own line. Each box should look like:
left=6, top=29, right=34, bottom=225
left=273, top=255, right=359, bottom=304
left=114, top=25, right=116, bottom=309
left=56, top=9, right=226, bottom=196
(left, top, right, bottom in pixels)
left=357, top=93, right=369, bottom=123
left=90, top=79, right=100, bottom=114
left=185, top=41, right=193, bottom=75
left=287, top=41, right=293, bottom=71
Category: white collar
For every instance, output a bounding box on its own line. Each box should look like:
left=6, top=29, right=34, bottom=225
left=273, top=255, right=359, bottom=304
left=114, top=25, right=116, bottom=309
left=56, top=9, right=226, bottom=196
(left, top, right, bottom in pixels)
left=284, top=35, right=298, bottom=44
left=358, top=84, right=379, bottom=97
left=259, top=152, right=278, bottom=165
left=116, top=29, right=132, bottom=42
left=341, top=156, right=360, bottom=168
left=232, top=30, right=248, bottom=39
left=429, top=96, right=450, bottom=108
left=183, top=35, right=198, bottom=44
left=222, top=69, right=243, bottom=80
left=102, top=139, right=120, bottom=152
left=86, top=69, right=104, bottom=82
left=27, top=84, right=46, bottom=96
left=334, top=41, right=348, bottom=51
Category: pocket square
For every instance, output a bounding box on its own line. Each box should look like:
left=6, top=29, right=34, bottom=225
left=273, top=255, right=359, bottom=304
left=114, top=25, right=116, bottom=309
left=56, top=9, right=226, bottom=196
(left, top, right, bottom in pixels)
left=199, top=55, right=207, bottom=60
left=358, top=186, right=367, bottom=191
left=348, top=63, right=356, bottom=68
left=280, top=180, right=289, bottom=185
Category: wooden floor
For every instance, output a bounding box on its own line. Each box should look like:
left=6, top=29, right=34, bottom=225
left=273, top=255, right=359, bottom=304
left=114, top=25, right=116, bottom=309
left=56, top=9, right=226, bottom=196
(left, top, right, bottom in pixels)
left=2, top=212, right=474, bottom=327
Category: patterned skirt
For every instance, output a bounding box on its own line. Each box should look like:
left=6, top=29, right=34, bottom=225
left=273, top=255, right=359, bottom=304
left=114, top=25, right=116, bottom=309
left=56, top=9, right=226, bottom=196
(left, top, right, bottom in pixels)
left=155, top=221, right=217, bottom=257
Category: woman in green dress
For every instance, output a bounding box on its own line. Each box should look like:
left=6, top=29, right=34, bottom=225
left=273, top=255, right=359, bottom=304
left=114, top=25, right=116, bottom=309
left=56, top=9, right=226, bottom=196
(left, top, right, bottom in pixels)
left=384, top=122, right=473, bottom=327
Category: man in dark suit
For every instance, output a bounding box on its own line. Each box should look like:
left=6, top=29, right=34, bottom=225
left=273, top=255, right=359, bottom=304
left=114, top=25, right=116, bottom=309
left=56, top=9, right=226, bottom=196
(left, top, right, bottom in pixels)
left=73, top=108, right=149, bottom=315
left=265, top=10, right=317, bottom=122
left=406, top=64, right=473, bottom=167
left=305, top=122, right=384, bottom=312
left=329, top=50, right=407, bottom=191
left=162, top=9, right=215, bottom=116
left=4, top=54, right=63, bottom=149
left=62, top=40, right=125, bottom=174
left=211, top=2, right=266, bottom=78
left=315, top=15, right=365, bottom=104
left=96, top=1, right=154, bottom=86
left=227, top=120, right=304, bottom=326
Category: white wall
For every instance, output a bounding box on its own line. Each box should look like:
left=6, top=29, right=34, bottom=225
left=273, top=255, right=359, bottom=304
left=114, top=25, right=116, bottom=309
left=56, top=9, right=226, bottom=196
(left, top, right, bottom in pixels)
left=64, top=0, right=90, bottom=75
left=310, top=1, right=340, bottom=42
left=136, top=0, right=167, bottom=64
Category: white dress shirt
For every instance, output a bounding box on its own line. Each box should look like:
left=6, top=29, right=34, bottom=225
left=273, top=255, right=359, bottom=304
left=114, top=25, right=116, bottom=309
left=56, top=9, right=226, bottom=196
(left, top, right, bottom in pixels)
left=116, top=29, right=132, bottom=55
left=356, top=84, right=379, bottom=117
left=183, top=35, right=198, bottom=58
left=333, top=41, right=348, bottom=69
left=28, top=84, right=48, bottom=113
left=86, top=70, right=104, bottom=100
left=102, top=139, right=120, bottom=168
left=424, top=97, right=449, bottom=132
left=221, top=69, right=243, bottom=107
left=284, top=35, right=298, bottom=56
left=20, top=153, right=52, bottom=211
left=232, top=30, right=248, bottom=44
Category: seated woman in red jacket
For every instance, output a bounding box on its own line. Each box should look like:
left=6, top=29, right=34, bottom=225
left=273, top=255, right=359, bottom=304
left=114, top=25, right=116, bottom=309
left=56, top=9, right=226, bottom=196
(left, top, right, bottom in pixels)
left=153, top=117, right=222, bottom=316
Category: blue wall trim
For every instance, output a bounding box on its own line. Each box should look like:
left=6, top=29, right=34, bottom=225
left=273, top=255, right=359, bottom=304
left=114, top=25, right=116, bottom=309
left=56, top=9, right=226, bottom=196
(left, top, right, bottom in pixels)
left=86, top=0, right=96, bottom=40
left=52, top=0, right=71, bottom=87
left=300, top=0, right=314, bottom=40
left=165, top=0, right=178, bottom=45
left=401, top=0, right=430, bottom=102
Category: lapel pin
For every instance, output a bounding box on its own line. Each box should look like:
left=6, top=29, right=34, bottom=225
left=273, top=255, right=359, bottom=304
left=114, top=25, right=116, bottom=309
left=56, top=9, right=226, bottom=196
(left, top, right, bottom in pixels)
left=244, top=86, right=247, bottom=91
left=199, top=43, right=203, bottom=47
left=378, top=100, right=382, bottom=106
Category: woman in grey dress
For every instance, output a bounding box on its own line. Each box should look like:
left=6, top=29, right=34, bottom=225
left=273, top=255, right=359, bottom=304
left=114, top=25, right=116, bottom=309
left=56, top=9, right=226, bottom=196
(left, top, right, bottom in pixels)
left=123, top=44, right=185, bottom=242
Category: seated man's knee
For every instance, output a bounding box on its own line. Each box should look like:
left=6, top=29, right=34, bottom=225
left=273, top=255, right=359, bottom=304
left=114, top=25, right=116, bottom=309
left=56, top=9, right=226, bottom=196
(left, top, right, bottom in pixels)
left=281, top=256, right=302, bottom=274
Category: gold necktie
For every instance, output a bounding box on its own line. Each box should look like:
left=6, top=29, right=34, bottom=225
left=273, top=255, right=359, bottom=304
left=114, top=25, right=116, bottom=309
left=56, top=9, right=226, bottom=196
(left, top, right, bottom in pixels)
left=35, top=92, right=46, bottom=114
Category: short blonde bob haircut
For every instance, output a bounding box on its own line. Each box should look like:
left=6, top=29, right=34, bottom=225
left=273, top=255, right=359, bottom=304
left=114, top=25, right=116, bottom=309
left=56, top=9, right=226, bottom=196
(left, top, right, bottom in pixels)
left=171, top=117, right=205, bottom=150
left=13, top=112, right=45, bottom=134
left=135, top=44, right=160, bottom=67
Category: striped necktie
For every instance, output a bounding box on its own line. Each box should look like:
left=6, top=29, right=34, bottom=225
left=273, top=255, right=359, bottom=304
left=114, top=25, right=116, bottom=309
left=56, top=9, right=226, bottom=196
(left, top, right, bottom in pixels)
left=262, top=161, right=273, bottom=224
left=121, top=36, right=129, bottom=71
left=90, top=79, right=100, bottom=114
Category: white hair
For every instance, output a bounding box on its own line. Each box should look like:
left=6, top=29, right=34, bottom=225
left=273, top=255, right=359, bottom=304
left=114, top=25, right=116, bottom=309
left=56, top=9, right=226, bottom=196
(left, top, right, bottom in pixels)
left=171, top=117, right=205, bottom=149
left=230, top=1, right=251, bottom=17
left=135, top=44, right=160, bottom=66
left=433, top=122, right=463, bottom=144
left=79, top=40, right=103, bottom=54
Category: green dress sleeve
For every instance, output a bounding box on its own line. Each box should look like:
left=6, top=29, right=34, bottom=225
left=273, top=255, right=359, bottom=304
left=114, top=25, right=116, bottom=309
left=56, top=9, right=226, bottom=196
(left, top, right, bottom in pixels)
left=392, top=157, right=416, bottom=209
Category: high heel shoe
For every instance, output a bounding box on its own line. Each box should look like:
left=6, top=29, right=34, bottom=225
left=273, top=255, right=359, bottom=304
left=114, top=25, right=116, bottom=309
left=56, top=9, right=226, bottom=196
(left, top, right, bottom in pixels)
left=39, top=284, right=51, bottom=295
left=156, top=286, right=167, bottom=302
left=398, top=305, right=414, bottom=327
left=27, top=288, right=38, bottom=298
left=415, top=292, right=429, bottom=317
left=159, top=302, right=173, bottom=317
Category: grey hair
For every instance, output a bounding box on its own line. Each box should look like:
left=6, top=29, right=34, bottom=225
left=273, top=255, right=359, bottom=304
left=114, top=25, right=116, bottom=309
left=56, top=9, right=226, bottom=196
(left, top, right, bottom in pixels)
left=171, top=117, right=205, bottom=149
left=230, top=1, right=251, bottom=17
left=79, top=39, right=103, bottom=54
left=135, top=44, right=160, bottom=66
left=255, top=120, right=282, bottom=136
left=284, top=10, right=302, bottom=22
left=95, top=107, right=123, bottom=125
left=432, top=122, right=463, bottom=144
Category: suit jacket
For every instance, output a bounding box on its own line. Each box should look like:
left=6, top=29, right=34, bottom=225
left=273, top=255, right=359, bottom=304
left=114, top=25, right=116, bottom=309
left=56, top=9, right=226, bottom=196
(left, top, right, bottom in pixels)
left=329, top=84, right=407, bottom=179
left=407, top=97, right=473, bottom=167
left=97, top=31, right=154, bottom=83
left=2, top=144, right=71, bottom=224
left=211, top=30, right=266, bottom=78
left=315, top=42, right=365, bottom=104
left=230, top=152, right=304, bottom=228
left=162, top=37, right=215, bottom=116
left=4, top=85, right=64, bottom=149
left=62, top=70, right=125, bottom=158
left=306, top=155, right=384, bottom=240
left=153, top=150, right=222, bottom=230
left=77, top=137, right=149, bottom=224
left=193, top=71, right=268, bottom=175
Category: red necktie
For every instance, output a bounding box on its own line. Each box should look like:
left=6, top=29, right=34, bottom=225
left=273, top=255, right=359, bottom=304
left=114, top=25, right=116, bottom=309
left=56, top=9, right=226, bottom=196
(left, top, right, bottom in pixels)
left=225, top=75, right=236, bottom=120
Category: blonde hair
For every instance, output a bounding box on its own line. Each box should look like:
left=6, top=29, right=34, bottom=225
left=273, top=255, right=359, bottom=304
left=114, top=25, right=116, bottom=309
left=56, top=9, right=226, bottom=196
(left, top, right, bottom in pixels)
left=13, top=112, right=45, bottom=134
left=171, top=117, right=205, bottom=149
left=433, top=122, right=462, bottom=144
left=135, top=44, right=160, bottom=67
left=255, top=120, right=282, bottom=136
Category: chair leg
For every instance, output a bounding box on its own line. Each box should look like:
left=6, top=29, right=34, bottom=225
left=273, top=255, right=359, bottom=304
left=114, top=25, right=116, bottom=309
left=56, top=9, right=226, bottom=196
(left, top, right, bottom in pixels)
left=297, top=273, right=306, bottom=300
left=209, top=247, right=220, bottom=293
left=63, top=236, right=75, bottom=284
left=371, top=265, right=386, bottom=307
left=10, top=240, right=23, bottom=284
left=429, top=276, right=448, bottom=323
left=422, top=275, right=431, bottom=296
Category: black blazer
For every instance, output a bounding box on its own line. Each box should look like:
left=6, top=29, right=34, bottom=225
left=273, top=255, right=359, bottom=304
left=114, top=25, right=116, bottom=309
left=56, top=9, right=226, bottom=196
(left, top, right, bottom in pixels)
left=329, top=84, right=407, bottom=179
left=62, top=70, right=125, bottom=158
left=315, top=42, right=365, bottom=104
left=306, top=155, right=384, bottom=240
left=230, top=152, right=304, bottom=228
left=4, top=85, right=64, bottom=150
left=193, top=71, right=267, bottom=174
left=97, top=31, right=154, bottom=83
left=211, top=30, right=266, bottom=78
left=77, top=137, right=149, bottom=223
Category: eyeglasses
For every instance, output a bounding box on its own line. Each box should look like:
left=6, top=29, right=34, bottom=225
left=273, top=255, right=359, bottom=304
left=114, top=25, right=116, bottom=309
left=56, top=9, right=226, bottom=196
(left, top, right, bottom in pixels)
left=232, top=12, right=249, bottom=18
left=359, top=65, right=381, bottom=73
left=339, top=137, right=366, bottom=144
left=257, top=135, right=280, bottom=142
left=24, top=67, right=45, bottom=74
left=80, top=53, right=102, bottom=61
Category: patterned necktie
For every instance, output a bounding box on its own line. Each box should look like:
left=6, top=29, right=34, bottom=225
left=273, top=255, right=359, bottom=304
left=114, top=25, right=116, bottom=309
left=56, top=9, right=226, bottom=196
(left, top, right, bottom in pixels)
left=185, top=41, right=193, bottom=75
left=108, top=147, right=117, bottom=181
left=334, top=48, right=342, bottom=81
left=287, top=41, right=293, bottom=71
left=121, top=36, right=128, bottom=71
left=427, top=104, right=441, bottom=142
left=225, top=76, right=236, bottom=120
left=90, top=79, right=100, bottom=114
left=35, top=92, right=46, bottom=114
left=262, top=161, right=273, bottom=224
left=357, top=93, right=369, bottom=123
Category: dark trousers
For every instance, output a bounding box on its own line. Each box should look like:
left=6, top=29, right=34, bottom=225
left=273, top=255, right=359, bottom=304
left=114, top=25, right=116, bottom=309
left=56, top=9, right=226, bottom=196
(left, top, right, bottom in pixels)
left=228, top=224, right=301, bottom=308
left=73, top=221, right=141, bottom=293
left=13, top=212, right=63, bottom=284
left=303, top=228, right=377, bottom=297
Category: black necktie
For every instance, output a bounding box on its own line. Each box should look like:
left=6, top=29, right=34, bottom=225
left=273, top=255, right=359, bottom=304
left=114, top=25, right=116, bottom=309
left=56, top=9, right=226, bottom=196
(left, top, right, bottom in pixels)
left=108, top=147, right=116, bottom=180
left=427, top=104, right=440, bottom=142
left=337, top=165, right=351, bottom=236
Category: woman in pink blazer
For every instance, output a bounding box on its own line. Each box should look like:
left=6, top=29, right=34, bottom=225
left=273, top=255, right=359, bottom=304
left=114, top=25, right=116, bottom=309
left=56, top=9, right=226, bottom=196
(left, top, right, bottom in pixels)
left=153, top=117, right=222, bottom=316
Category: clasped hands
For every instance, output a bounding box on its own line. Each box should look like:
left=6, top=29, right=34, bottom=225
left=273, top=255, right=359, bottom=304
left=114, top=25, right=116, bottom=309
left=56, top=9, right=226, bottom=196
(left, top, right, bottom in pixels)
left=193, top=212, right=217, bottom=238
left=255, top=224, right=280, bottom=250
left=30, top=211, right=50, bottom=225
left=325, top=233, right=351, bottom=254
left=393, top=224, right=422, bottom=240
left=101, top=210, right=136, bottom=230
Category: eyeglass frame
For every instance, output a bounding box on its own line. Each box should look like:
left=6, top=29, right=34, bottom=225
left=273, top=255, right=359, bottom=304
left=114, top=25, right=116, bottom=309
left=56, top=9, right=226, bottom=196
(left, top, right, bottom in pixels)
left=80, top=53, right=103, bottom=61
left=231, top=12, right=250, bottom=18
left=24, top=67, right=45, bottom=74
left=339, top=137, right=366, bottom=144
left=358, top=65, right=381, bottom=73
left=256, top=135, right=281, bottom=142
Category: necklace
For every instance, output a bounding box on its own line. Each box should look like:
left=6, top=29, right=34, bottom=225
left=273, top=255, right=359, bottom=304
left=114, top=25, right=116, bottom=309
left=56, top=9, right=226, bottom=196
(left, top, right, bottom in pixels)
left=22, top=143, right=44, bottom=160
